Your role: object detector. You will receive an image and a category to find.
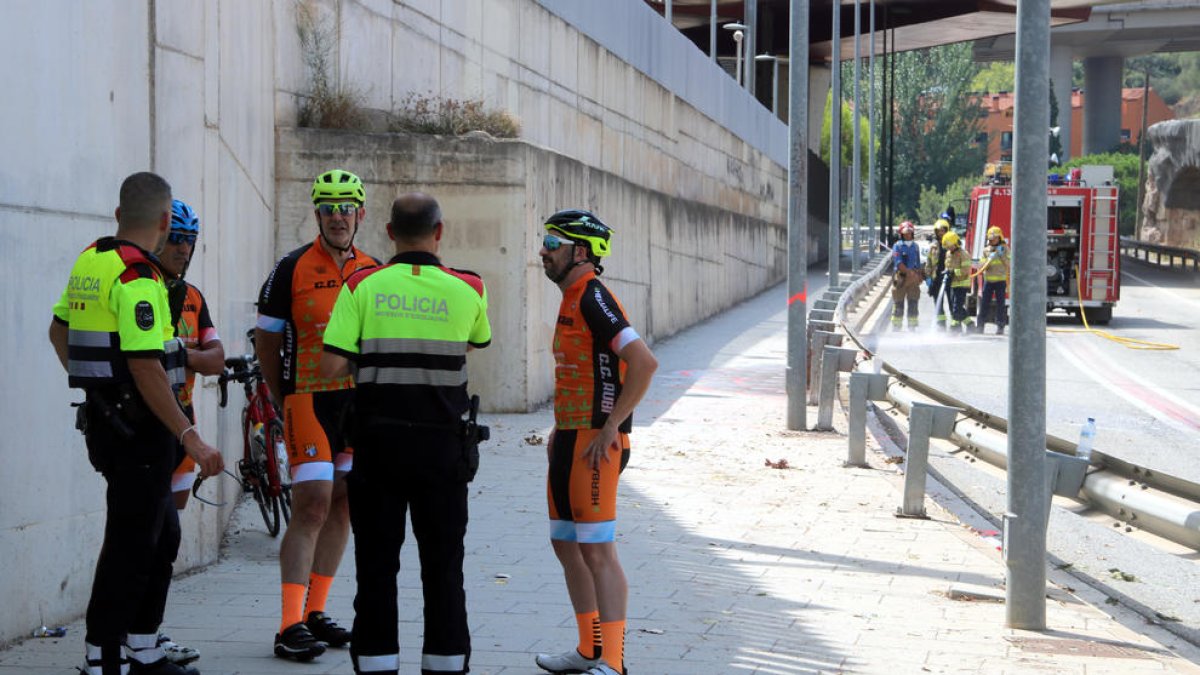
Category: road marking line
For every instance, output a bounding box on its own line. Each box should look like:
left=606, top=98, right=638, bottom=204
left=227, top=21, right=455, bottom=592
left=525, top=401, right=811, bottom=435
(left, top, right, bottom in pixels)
left=1123, top=270, right=1200, bottom=313
left=1054, top=339, right=1200, bottom=436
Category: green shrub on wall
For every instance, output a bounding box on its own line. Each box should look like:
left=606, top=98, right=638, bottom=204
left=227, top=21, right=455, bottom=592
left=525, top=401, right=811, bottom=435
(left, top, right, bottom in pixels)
left=390, top=94, right=520, bottom=138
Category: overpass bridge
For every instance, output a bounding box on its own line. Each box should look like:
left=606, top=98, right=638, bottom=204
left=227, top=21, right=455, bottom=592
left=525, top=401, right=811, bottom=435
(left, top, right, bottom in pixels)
left=974, top=0, right=1200, bottom=160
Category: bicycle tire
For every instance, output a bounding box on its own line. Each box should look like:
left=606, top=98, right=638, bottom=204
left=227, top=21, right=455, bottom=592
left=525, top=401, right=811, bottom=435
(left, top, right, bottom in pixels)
left=244, top=415, right=281, bottom=537
left=251, top=473, right=281, bottom=537
left=265, top=419, right=291, bottom=529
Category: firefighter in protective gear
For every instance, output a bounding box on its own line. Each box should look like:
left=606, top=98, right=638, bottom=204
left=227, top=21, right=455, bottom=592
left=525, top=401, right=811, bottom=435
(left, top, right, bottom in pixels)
left=320, top=192, right=491, bottom=675
left=890, top=221, right=923, bottom=330
left=48, top=172, right=223, bottom=675
left=924, top=219, right=951, bottom=328
left=976, top=226, right=1010, bottom=334
left=941, top=231, right=974, bottom=332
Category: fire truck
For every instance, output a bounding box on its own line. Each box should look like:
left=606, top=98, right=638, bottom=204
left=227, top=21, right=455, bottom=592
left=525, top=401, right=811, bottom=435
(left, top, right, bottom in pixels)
left=964, top=163, right=1120, bottom=324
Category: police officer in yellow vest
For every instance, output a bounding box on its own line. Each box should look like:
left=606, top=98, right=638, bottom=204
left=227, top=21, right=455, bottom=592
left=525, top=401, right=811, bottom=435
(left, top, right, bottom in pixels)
left=976, top=226, right=1010, bottom=335
left=48, top=172, right=224, bottom=675
left=319, top=192, right=491, bottom=675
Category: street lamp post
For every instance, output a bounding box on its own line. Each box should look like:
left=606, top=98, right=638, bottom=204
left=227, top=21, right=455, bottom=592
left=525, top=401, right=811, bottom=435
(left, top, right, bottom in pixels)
left=724, top=23, right=748, bottom=86
left=755, top=54, right=788, bottom=116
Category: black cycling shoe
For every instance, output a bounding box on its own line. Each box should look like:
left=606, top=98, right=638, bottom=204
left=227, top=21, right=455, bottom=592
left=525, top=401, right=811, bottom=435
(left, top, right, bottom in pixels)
left=305, top=611, right=352, bottom=648
left=274, top=622, right=326, bottom=661
left=128, top=657, right=200, bottom=675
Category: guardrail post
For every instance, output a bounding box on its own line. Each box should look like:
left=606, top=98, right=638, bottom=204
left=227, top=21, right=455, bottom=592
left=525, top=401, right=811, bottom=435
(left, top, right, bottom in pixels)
left=897, top=402, right=959, bottom=518
left=816, top=346, right=858, bottom=430
left=808, top=331, right=842, bottom=404
left=847, top=372, right=889, bottom=467
left=809, top=309, right=835, bottom=324
left=813, top=298, right=839, bottom=311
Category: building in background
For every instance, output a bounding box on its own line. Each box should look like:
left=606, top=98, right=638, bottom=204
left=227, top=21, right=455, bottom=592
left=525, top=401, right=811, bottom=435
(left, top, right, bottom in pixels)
left=977, top=87, right=1175, bottom=163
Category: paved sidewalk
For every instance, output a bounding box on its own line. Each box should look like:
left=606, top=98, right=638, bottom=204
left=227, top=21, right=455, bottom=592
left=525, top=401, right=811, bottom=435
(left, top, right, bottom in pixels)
left=5, top=284, right=1200, bottom=674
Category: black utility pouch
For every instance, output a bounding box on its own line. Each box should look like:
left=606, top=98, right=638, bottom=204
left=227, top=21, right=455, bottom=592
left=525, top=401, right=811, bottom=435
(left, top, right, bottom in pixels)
left=72, top=401, right=89, bottom=436
left=457, top=395, right=489, bottom=483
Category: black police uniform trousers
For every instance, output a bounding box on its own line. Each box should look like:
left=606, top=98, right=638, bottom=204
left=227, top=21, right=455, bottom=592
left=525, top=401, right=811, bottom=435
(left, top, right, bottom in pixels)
left=348, top=426, right=471, bottom=675
left=82, top=399, right=181, bottom=669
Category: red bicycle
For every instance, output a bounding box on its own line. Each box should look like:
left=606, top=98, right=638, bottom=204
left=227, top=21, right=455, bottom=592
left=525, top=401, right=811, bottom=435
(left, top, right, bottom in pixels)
left=217, top=334, right=291, bottom=536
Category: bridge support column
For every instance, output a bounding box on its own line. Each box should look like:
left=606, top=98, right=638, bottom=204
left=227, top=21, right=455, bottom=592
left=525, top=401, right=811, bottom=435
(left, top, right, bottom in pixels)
left=1082, top=55, right=1124, bottom=156
left=1050, top=46, right=1074, bottom=162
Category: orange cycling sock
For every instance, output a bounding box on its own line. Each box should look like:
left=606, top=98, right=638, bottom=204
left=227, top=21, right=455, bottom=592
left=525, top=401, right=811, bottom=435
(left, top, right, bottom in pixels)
left=304, top=573, right=334, bottom=616
left=281, top=582, right=307, bottom=632
left=599, top=620, right=625, bottom=672
left=575, top=610, right=601, bottom=659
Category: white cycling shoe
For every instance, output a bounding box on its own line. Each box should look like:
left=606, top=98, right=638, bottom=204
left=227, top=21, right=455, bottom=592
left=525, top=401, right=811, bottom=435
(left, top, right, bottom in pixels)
left=157, top=634, right=200, bottom=665
left=535, top=648, right=600, bottom=674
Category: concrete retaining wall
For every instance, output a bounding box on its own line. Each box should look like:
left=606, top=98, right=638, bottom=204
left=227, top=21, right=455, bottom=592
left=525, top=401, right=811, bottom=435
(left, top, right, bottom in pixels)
left=277, top=128, right=787, bottom=411
left=1, top=0, right=803, bottom=646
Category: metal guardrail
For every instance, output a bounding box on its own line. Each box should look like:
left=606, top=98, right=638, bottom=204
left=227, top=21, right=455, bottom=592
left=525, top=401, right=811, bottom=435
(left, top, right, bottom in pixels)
left=812, top=256, right=1200, bottom=551
left=1120, top=236, right=1200, bottom=273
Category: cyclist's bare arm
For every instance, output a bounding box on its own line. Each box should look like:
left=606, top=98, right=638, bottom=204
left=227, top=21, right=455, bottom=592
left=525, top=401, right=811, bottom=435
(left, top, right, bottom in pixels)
left=48, top=320, right=68, bottom=372
left=128, top=356, right=223, bottom=477
left=318, top=351, right=351, bottom=381
left=255, top=328, right=285, bottom=406
left=187, top=339, right=225, bottom=377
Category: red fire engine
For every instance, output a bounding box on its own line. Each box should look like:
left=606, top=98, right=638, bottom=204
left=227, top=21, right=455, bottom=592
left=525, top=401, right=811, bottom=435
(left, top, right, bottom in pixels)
left=964, top=163, right=1120, bottom=324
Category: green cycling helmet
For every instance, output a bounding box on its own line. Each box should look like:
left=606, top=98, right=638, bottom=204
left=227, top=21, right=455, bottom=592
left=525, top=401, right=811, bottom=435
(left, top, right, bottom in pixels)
left=543, top=209, right=613, bottom=258
left=311, top=169, right=365, bottom=205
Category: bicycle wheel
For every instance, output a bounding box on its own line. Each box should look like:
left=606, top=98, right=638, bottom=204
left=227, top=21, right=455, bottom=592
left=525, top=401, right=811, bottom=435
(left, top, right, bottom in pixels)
left=252, top=464, right=281, bottom=537
left=265, top=419, right=292, bottom=528
left=244, top=416, right=281, bottom=536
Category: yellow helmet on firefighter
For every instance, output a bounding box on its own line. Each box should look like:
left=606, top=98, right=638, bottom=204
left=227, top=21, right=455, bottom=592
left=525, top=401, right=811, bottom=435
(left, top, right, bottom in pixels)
left=941, top=231, right=960, bottom=248
left=934, top=218, right=950, bottom=234
left=987, top=226, right=1004, bottom=240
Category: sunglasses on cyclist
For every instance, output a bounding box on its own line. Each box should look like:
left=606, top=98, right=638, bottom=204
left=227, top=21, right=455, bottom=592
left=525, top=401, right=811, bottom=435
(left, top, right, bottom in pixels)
left=190, top=468, right=246, bottom=507
left=542, top=234, right=576, bottom=251
left=316, top=202, right=361, bottom=217
left=167, top=231, right=198, bottom=246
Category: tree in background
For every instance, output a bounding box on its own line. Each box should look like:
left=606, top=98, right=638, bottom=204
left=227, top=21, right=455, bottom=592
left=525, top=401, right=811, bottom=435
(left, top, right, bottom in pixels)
left=971, top=62, right=1014, bottom=93
left=888, top=43, right=985, bottom=224
left=820, top=88, right=873, bottom=182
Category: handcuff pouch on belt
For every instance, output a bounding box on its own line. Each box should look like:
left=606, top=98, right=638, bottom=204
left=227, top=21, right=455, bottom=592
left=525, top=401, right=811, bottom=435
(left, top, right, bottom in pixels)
left=80, top=385, right=150, bottom=441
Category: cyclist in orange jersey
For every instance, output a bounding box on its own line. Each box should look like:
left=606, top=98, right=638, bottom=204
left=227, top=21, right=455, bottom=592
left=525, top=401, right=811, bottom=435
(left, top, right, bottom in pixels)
left=152, top=199, right=224, bottom=668
left=256, top=169, right=380, bottom=661
left=534, top=210, right=657, bottom=675
left=162, top=200, right=224, bottom=513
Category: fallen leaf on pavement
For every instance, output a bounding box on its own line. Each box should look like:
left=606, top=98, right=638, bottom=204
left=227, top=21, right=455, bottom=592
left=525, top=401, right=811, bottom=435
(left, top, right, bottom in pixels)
left=764, top=458, right=790, bottom=469
left=524, top=434, right=544, bottom=446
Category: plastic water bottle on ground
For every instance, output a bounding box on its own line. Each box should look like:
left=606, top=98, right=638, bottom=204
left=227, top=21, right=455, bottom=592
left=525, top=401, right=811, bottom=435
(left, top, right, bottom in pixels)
left=1077, top=417, right=1097, bottom=462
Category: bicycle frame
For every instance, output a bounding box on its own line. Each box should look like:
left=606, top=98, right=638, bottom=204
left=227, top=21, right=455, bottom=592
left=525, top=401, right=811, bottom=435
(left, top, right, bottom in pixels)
left=219, top=347, right=292, bottom=536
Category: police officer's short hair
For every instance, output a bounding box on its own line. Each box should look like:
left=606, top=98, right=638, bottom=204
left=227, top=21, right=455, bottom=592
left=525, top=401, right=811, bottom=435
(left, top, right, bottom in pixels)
left=390, top=193, right=442, bottom=241
left=119, top=172, right=172, bottom=229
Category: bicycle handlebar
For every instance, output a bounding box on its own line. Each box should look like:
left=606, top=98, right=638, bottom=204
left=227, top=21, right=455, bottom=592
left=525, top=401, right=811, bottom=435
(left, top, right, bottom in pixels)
left=217, top=354, right=260, bottom=408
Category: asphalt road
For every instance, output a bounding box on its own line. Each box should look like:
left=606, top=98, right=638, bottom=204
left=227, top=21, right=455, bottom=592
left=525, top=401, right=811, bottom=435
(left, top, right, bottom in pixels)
left=870, top=257, right=1200, bottom=484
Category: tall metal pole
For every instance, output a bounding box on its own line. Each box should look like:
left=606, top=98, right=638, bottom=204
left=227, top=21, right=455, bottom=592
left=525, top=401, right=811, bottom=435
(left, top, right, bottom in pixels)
left=1007, top=0, right=1050, bottom=631
left=786, top=0, right=810, bottom=430
left=828, top=0, right=842, bottom=289
left=665, top=0, right=672, bottom=24
left=710, top=0, right=717, bottom=61
left=880, top=14, right=888, bottom=243
left=851, top=0, right=862, bottom=272
left=1135, top=67, right=1150, bottom=239
left=886, top=24, right=895, bottom=242
left=868, top=0, right=876, bottom=252
left=746, top=0, right=758, bottom=93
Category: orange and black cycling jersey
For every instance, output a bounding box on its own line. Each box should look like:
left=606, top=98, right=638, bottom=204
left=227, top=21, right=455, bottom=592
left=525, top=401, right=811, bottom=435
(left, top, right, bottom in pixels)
left=552, top=271, right=641, bottom=432
left=256, top=237, right=378, bottom=397
left=168, top=281, right=219, bottom=409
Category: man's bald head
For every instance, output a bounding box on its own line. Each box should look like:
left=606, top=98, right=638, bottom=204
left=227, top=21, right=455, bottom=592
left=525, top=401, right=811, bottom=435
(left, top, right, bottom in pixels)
left=389, top=192, right=442, bottom=243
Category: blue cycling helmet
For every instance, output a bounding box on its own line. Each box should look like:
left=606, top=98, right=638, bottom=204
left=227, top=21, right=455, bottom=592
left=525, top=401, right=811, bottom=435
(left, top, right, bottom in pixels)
left=171, top=199, right=200, bottom=235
